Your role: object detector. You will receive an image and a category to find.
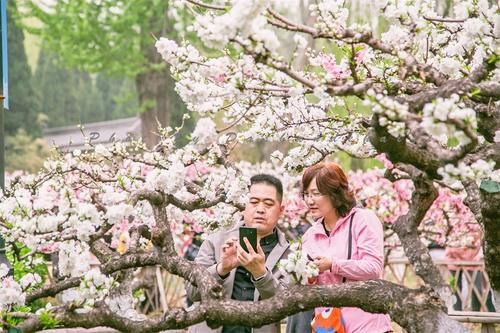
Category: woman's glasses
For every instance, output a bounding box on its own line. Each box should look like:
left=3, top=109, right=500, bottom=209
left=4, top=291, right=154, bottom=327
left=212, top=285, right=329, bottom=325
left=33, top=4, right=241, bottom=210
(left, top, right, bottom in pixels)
left=301, top=191, right=324, bottom=199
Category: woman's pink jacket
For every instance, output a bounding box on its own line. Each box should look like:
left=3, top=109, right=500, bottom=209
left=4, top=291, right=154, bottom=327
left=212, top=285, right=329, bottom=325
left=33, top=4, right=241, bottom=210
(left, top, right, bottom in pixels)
left=302, top=207, right=392, bottom=333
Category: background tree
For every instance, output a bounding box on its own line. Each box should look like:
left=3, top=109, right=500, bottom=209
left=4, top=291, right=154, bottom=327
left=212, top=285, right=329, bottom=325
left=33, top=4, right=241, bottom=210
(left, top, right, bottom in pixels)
left=21, top=0, right=194, bottom=147
left=4, top=129, right=50, bottom=173
left=32, top=45, right=139, bottom=127
left=5, top=1, right=39, bottom=136
left=33, top=45, right=95, bottom=127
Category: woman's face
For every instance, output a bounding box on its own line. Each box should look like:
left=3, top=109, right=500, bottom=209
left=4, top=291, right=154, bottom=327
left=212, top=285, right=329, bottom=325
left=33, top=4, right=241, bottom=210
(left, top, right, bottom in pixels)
left=304, top=176, right=336, bottom=219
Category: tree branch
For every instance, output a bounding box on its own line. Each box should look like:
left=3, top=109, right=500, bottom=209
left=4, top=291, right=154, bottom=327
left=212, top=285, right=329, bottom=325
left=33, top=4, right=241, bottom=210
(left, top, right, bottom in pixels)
left=18, top=280, right=467, bottom=333
left=390, top=165, right=451, bottom=299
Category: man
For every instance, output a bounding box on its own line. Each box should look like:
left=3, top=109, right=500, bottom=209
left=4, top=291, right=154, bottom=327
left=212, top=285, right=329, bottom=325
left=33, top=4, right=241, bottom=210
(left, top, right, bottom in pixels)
left=187, top=174, right=290, bottom=333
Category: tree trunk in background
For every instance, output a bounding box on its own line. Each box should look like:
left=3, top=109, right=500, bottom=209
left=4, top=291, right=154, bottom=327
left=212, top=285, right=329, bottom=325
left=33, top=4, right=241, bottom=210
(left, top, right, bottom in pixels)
left=136, top=7, right=193, bottom=148
left=135, top=54, right=173, bottom=148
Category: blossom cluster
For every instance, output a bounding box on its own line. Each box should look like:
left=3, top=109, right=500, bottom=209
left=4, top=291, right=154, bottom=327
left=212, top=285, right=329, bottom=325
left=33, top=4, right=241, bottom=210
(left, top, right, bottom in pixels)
left=156, top=0, right=499, bottom=188
left=422, top=95, right=477, bottom=147
left=438, top=160, right=498, bottom=189
left=279, top=242, right=319, bottom=285
left=0, top=264, right=25, bottom=312
left=0, top=137, right=483, bottom=318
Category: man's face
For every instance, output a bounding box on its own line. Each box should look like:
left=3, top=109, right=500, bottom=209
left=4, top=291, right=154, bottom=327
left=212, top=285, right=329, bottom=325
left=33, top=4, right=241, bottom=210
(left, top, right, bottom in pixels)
left=243, top=183, right=283, bottom=238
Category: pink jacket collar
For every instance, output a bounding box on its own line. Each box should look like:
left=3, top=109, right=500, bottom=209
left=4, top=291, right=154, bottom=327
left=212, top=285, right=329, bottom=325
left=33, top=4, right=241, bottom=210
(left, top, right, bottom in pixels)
left=308, top=207, right=358, bottom=236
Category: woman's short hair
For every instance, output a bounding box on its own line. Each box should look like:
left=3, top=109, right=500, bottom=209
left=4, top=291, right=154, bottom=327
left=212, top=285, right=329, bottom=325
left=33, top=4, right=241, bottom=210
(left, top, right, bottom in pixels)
left=302, top=162, right=356, bottom=217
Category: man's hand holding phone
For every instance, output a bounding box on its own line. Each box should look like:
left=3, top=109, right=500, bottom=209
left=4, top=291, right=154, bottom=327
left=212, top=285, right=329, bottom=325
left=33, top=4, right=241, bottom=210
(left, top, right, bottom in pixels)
left=237, top=237, right=266, bottom=279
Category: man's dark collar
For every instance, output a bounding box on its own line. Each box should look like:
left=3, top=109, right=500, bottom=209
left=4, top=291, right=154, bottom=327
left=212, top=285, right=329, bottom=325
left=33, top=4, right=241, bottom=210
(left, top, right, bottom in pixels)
left=259, top=228, right=278, bottom=246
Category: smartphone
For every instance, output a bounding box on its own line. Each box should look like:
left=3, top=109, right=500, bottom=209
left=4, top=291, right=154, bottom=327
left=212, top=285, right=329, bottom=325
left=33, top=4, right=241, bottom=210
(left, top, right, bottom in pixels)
left=239, top=226, right=257, bottom=253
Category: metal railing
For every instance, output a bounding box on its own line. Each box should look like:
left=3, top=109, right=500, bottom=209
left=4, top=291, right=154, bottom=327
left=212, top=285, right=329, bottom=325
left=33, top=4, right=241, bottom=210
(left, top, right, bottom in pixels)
left=385, top=259, right=495, bottom=312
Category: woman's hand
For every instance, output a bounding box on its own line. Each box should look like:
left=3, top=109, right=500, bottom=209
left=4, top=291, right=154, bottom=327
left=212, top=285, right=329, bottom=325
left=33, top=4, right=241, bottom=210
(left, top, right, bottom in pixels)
left=313, top=256, right=333, bottom=273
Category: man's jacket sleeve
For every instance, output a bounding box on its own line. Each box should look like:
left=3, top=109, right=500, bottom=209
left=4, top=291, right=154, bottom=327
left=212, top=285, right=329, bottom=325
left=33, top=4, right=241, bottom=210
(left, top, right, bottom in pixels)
left=185, top=236, right=227, bottom=302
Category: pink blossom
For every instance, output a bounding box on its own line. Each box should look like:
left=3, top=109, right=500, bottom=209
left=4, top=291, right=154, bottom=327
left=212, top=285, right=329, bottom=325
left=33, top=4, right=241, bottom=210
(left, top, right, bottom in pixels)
left=375, top=153, right=394, bottom=169
left=185, top=163, right=212, bottom=181
left=319, top=55, right=348, bottom=80
left=355, top=49, right=367, bottom=64
left=210, top=73, right=228, bottom=85
left=38, top=242, right=59, bottom=254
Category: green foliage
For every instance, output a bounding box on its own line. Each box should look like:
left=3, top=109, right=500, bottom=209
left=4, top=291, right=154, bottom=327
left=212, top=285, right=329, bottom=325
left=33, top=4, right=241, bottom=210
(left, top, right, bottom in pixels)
left=4, top=243, right=51, bottom=313
left=3, top=306, right=30, bottom=327
left=333, top=151, right=383, bottom=172
left=133, top=289, right=146, bottom=302
left=5, top=129, right=51, bottom=173
left=39, top=310, right=60, bottom=329
left=21, top=0, right=195, bottom=145
left=95, top=73, right=139, bottom=121
left=480, top=180, right=500, bottom=193
left=448, top=275, right=458, bottom=292
left=6, top=242, right=49, bottom=282
left=21, top=0, right=175, bottom=76
left=12, top=256, right=48, bottom=286
left=5, top=2, right=40, bottom=136
left=32, top=45, right=138, bottom=127
left=486, top=53, right=499, bottom=71
left=7, top=328, right=23, bottom=333
left=33, top=46, right=95, bottom=127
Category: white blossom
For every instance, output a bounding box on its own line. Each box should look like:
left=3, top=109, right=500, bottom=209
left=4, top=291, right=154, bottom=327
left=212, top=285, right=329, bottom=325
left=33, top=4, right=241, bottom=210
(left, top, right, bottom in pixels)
left=105, top=203, right=134, bottom=225
left=494, top=130, right=500, bottom=143
left=0, top=277, right=25, bottom=310
left=0, top=263, right=9, bottom=278
left=19, top=273, right=42, bottom=289
left=279, top=242, right=319, bottom=285
left=192, top=118, right=218, bottom=150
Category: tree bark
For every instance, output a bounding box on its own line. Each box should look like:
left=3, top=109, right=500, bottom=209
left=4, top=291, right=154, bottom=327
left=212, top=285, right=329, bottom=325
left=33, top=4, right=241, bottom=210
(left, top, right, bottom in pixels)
left=135, top=8, right=188, bottom=148
left=480, top=186, right=500, bottom=302
left=369, top=128, right=456, bottom=303
left=19, top=280, right=468, bottom=333
left=135, top=53, right=175, bottom=148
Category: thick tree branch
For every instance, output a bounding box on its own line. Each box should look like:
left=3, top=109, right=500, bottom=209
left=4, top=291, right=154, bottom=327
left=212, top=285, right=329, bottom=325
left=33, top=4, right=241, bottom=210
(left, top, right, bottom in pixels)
left=479, top=187, right=500, bottom=295
left=25, top=277, right=81, bottom=303
left=369, top=117, right=442, bottom=178
left=18, top=280, right=466, bottom=333
left=465, top=99, right=500, bottom=142
left=130, top=189, right=165, bottom=206
left=477, top=81, right=500, bottom=99
left=166, top=192, right=227, bottom=211
left=404, top=62, right=489, bottom=112
left=390, top=165, right=451, bottom=298
left=462, top=180, right=483, bottom=224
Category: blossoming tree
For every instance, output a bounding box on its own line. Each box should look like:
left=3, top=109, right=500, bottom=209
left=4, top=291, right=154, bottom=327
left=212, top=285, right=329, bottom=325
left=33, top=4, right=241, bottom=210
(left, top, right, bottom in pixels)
left=1, top=0, right=499, bottom=332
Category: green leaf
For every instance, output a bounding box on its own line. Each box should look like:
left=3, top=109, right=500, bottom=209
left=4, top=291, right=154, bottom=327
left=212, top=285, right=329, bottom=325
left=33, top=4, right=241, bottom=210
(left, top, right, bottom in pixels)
left=8, top=328, right=22, bottom=333
left=39, top=311, right=60, bottom=329
left=487, top=53, right=498, bottom=65
left=470, top=88, right=481, bottom=97
left=480, top=180, right=500, bottom=193
left=447, top=137, right=460, bottom=148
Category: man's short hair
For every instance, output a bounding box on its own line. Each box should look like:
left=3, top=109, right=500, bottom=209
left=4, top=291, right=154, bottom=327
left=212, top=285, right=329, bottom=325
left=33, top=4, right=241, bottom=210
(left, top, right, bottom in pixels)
left=250, top=174, right=283, bottom=202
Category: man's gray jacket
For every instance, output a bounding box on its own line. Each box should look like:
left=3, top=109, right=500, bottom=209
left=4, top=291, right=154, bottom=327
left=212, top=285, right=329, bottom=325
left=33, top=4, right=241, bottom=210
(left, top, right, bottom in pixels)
left=186, top=221, right=290, bottom=333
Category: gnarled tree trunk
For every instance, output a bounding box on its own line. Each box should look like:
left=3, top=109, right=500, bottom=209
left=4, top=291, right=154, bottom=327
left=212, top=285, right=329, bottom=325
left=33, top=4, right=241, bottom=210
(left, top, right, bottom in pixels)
left=480, top=185, right=500, bottom=310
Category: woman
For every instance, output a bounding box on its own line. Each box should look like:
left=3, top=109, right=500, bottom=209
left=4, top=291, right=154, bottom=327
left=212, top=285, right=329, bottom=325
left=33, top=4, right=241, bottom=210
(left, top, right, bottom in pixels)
left=301, top=162, right=392, bottom=333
